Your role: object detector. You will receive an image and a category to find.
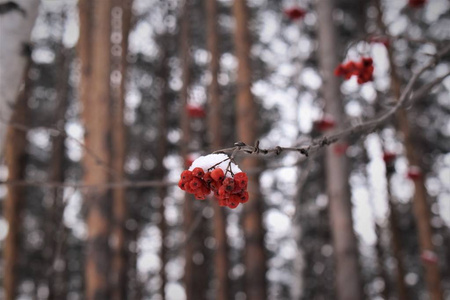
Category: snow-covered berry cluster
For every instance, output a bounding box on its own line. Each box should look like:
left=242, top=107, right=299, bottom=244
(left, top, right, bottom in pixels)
left=334, top=57, right=374, bottom=84
left=178, top=154, right=249, bottom=209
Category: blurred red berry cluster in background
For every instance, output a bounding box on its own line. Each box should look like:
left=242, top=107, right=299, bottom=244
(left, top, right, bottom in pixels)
left=334, top=57, right=374, bottom=84
left=409, top=0, right=426, bottom=8
left=314, top=115, right=335, bottom=132
left=179, top=168, right=249, bottom=209
left=284, top=7, right=306, bottom=20
left=186, top=105, right=206, bottom=118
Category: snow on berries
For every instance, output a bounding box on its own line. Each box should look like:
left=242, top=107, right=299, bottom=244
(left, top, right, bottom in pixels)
left=178, top=153, right=249, bottom=209
left=334, top=57, right=374, bottom=84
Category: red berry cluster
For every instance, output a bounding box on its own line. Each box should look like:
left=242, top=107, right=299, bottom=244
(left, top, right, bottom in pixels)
left=284, top=7, right=306, bottom=20
left=409, top=0, right=426, bottom=8
left=314, top=116, right=335, bottom=132
left=178, top=168, right=249, bottom=209
left=334, top=57, right=374, bottom=84
left=186, top=105, right=206, bottom=118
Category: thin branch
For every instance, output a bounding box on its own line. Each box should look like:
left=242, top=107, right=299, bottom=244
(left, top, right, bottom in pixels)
left=0, top=117, right=122, bottom=179
left=215, top=44, right=450, bottom=158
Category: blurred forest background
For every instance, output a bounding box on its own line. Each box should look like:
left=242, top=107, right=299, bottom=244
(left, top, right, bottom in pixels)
left=0, top=0, right=449, bottom=299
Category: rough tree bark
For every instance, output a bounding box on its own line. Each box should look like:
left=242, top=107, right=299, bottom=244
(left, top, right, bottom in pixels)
left=110, top=1, right=133, bottom=299
left=315, top=0, right=363, bottom=299
left=205, top=0, right=230, bottom=299
left=0, top=0, right=39, bottom=156
left=3, top=62, right=31, bottom=300
left=375, top=2, right=443, bottom=299
left=78, top=0, right=113, bottom=299
left=232, top=1, right=267, bottom=299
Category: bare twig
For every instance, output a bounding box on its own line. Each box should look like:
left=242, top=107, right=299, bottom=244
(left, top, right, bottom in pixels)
left=214, top=44, right=450, bottom=159
left=0, top=117, right=122, bottom=179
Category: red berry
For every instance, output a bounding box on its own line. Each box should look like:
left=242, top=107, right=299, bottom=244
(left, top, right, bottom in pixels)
left=228, top=199, right=239, bottom=209
left=234, top=172, right=248, bottom=189
left=211, top=168, right=225, bottom=182
left=203, top=172, right=213, bottom=185
left=239, top=191, right=249, bottom=203
left=192, top=167, right=205, bottom=178
left=181, top=170, right=193, bottom=182
left=189, top=177, right=202, bottom=190
left=218, top=185, right=230, bottom=199
left=223, top=178, right=235, bottom=191
left=178, top=180, right=186, bottom=190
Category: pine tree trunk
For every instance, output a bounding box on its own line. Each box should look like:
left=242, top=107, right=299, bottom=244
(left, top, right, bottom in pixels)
left=78, top=0, right=113, bottom=299
left=205, top=0, right=229, bottom=299
left=232, top=1, right=267, bottom=299
left=3, top=63, right=31, bottom=300
left=110, top=1, right=133, bottom=299
left=315, top=0, right=363, bottom=299
left=375, top=2, right=443, bottom=299
left=0, top=0, right=39, bottom=155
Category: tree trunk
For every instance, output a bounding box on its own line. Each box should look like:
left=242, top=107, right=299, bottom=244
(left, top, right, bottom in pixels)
left=78, top=0, right=113, bottom=299
left=375, top=2, right=443, bottom=299
left=0, top=0, right=39, bottom=155
left=46, top=45, right=70, bottom=300
left=232, top=1, right=267, bottom=300
left=315, top=0, right=363, bottom=299
left=205, top=0, right=229, bottom=299
left=110, top=1, right=133, bottom=299
left=3, top=63, right=31, bottom=300
left=179, top=1, right=196, bottom=299
left=385, top=164, right=409, bottom=300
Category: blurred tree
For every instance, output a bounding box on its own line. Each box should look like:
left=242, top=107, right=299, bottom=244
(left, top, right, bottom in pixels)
left=110, top=1, right=133, bottom=299
left=375, top=1, right=444, bottom=299
left=205, top=0, right=230, bottom=299
left=315, top=0, right=363, bottom=299
left=3, top=63, right=31, bottom=300
left=232, top=1, right=267, bottom=299
left=78, top=0, right=113, bottom=298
